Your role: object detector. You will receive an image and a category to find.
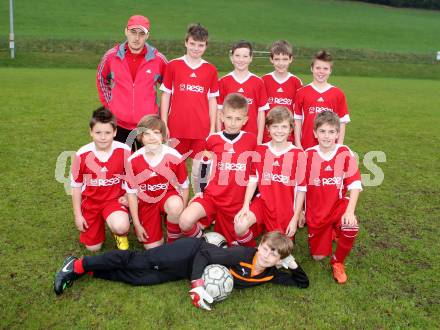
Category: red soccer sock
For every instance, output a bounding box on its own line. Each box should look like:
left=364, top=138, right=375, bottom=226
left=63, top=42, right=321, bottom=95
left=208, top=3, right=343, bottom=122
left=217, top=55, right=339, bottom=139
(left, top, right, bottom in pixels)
left=235, top=230, right=256, bottom=247
left=166, top=221, right=182, bottom=243
left=182, top=223, right=202, bottom=238
left=331, top=226, right=358, bottom=264
left=73, top=258, right=85, bottom=275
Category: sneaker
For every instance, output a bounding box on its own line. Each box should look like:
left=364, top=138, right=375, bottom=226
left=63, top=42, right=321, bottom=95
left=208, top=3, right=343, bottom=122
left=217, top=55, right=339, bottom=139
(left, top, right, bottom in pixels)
left=54, top=256, right=78, bottom=295
left=114, top=235, right=129, bottom=250
left=331, top=262, right=348, bottom=284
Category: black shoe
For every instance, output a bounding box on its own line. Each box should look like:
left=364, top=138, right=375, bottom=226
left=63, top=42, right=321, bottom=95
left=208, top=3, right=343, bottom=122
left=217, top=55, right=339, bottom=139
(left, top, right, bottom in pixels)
left=54, top=256, right=78, bottom=295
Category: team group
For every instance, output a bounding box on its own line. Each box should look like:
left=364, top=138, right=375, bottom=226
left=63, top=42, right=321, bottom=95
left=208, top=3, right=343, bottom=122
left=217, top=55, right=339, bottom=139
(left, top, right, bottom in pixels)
left=56, top=14, right=362, bottom=302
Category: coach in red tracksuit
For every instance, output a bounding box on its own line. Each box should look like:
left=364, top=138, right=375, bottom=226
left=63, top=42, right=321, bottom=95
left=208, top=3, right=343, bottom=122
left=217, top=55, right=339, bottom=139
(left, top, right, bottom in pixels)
left=96, top=15, right=167, bottom=149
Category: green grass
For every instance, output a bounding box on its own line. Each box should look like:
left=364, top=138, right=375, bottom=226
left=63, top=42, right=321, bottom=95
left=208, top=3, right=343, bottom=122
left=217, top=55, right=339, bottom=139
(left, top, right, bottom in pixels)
left=0, top=0, right=439, bottom=53
left=1, top=0, right=440, bottom=80
left=1, top=50, right=440, bottom=81
left=1, top=68, right=440, bottom=328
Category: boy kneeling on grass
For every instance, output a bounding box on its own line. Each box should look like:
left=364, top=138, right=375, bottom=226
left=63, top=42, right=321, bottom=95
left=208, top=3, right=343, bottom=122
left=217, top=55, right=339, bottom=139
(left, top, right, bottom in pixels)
left=291, top=110, right=362, bottom=284
left=54, top=231, right=309, bottom=310
left=126, top=115, right=189, bottom=249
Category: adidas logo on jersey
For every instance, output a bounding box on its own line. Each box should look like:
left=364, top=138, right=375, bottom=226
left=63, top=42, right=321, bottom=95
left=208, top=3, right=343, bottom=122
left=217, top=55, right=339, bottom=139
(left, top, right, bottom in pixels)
left=101, top=166, right=108, bottom=173
left=190, top=72, right=197, bottom=78
left=146, top=69, right=152, bottom=74
left=272, top=160, right=280, bottom=167
left=238, top=88, right=244, bottom=93
left=317, top=97, right=324, bottom=102
left=324, top=165, right=333, bottom=172
left=277, top=87, right=284, bottom=93
left=150, top=171, right=158, bottom=177
left=226, top=147, right=235, bottom=154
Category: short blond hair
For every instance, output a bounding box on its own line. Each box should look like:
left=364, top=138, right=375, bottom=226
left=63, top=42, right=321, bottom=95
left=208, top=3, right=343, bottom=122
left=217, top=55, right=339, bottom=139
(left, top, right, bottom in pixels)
left=223, top=93, right=248, bottom=114
left=265, top=106, right=294, bottom=130
left=136, top=115, right=167, bottom=143
left=260, top=231, right=293, bottom=259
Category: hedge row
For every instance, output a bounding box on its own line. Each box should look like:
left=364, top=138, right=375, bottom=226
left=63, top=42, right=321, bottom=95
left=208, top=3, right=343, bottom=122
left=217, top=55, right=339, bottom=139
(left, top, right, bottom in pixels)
left=0, top=38, right=436, bottom=65
left=349, top=0, right=440, bottom=10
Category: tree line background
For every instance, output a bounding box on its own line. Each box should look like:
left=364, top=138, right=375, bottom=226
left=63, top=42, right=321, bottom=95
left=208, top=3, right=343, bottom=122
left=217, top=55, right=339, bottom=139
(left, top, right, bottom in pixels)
left=350, top=0, right=440, bottom=10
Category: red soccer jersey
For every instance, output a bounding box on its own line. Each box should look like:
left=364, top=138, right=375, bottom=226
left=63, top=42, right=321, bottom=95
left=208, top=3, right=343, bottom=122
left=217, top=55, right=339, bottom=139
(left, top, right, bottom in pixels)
left=160, top=56, right=219, bottom=139
left=126, top=145, right=189, bottom=204
left=218, top=72, right=269, bottom=136
left=294, top=84, right=350, bottom=150
left=262, top=72, right=303, bottom=142
left=250, top=143, right=306, bottom=229
left=70, top=141, right=131, bottom=202
left=204, top=131, right=257, bottom=207
left=298, top=145, right=362, bottom=229
left=262, top=72, right=303, bottom=111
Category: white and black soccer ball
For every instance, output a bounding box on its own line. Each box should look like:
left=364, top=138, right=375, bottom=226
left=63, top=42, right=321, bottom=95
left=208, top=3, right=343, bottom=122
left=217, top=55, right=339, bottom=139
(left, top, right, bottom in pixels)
left=202, top=264, right=234, bottom=302
left=203, top=231, right=227, bottom=248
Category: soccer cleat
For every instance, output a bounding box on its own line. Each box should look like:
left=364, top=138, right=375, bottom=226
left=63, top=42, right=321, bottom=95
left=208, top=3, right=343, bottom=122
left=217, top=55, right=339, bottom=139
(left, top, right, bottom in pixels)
left=114, top=235, right=129, bottom=250
left=331, top=262, right=348, bottom=284
left=54, top=256, right=78, bottom=295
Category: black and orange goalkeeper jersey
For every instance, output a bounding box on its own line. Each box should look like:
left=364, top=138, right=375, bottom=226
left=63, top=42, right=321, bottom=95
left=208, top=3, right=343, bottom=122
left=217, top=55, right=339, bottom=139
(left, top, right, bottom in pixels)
left=191, top=243, right=309, bottom=289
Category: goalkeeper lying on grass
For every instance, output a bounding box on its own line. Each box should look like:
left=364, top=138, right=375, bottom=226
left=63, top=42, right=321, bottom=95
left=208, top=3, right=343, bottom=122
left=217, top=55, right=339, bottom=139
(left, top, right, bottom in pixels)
left=54, top=231, right=308, bottom=310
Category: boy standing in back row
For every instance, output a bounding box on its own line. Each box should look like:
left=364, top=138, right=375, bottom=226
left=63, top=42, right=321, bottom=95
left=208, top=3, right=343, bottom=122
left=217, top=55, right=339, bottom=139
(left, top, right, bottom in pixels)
left=262, top=40, right=302, bottom=143
left=218, top=40, right=269, bottom=144
left=160, top=24, right=219, bottom=193
left=294, top=50, right=350, bottom=150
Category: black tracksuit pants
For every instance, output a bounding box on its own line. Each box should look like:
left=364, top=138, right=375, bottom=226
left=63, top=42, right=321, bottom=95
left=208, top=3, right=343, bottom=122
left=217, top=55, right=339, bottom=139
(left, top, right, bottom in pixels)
left=83, top=238, right=208, bottom=286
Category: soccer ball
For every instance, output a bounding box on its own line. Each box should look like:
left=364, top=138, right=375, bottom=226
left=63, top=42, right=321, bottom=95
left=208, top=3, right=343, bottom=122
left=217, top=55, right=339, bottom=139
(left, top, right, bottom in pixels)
left=202, top=264, right=234, bottom=302
left=203, top=231, right=227, bottom=248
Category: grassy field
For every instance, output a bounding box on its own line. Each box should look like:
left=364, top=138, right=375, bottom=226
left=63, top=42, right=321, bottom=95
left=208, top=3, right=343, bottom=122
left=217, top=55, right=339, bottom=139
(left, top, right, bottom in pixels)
left=0, top=0, right=439, bottom=53
left=1, top=67, right=439, bottom=329
left=1, top=0, right=440, bottom=80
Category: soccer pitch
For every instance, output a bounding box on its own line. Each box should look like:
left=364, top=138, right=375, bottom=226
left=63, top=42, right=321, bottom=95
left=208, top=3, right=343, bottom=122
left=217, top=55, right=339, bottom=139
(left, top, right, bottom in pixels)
left=1, top=0, right=440, bottom=328
left=0, top=67, right=439, bottom=328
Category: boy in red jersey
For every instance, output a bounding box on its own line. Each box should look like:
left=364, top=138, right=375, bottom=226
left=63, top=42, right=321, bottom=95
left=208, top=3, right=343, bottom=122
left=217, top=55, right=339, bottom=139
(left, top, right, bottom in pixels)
left=218, top=40, right=269, bottom=144
left=160, top=23, right=219, bottom=193
left=234, top=107, right=306, bottom=246
left=262, top=40, right=302, bottom=143
left=292, top=111, right=361, bottom=284
left=70, top=107, right=131, bottom=251
left=294, top=50, right=350, bottom=150
left=179, top=93, right=257, bottom=244
left=126, top=115, right=189, bottom=249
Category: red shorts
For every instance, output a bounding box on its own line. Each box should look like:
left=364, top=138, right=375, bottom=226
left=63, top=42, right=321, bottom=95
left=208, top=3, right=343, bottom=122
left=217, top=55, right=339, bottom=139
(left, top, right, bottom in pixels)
left=249, top=196, right=293, bottom=239
left=80, top=198, right=128, bottom=246
left=137, top=190, right=181, bottom=245
left=193, top=194, right=241, bottom=245
left=170, top=138, right=206, bottom=159
left=307, top=198, right=350, bottom=256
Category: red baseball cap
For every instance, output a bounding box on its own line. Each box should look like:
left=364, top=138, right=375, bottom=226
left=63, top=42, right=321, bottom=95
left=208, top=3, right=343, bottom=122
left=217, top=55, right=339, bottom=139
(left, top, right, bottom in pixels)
left=127, top=15, right=150, bottom=33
